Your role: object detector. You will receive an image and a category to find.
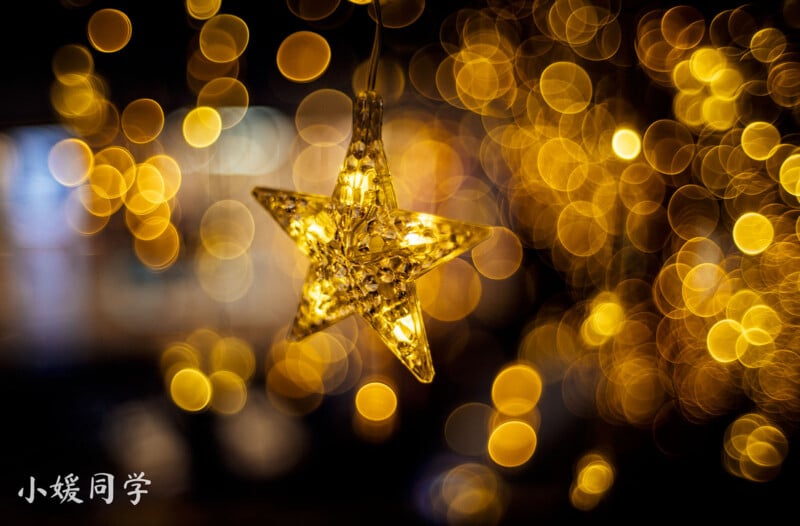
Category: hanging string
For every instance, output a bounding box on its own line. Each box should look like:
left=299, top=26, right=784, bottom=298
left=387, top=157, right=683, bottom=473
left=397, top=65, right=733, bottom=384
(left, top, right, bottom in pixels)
left=367, top=0, right=383, bottom=92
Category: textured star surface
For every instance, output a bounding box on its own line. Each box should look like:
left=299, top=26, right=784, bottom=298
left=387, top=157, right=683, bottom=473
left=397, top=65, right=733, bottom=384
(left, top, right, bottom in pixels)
left=253, top=91, right=491, bottom=383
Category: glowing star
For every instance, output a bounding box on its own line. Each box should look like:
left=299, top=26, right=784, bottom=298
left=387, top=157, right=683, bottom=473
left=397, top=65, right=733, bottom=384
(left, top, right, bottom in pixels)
left=253, top=91, right=492, bottom=383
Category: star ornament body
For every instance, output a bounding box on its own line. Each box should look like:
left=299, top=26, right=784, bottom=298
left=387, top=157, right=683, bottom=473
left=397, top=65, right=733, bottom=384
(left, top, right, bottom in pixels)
left=253, top=91, right=492, bottom=383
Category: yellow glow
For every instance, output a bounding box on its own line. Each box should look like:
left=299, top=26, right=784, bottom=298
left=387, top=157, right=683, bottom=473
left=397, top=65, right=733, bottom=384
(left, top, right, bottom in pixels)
left=200, top=199, right=255, bottom=259
left=471, top=227, right=522, bottom=280
left=681, top=263, right=731, bottom=318
left=706, top=319, right=742, bottom=363
left=440, top=463, right=503, bottom=523
left=199, top=14, right=249, bottom=63
left=417, top=259, right=483, bottom=322
left=209, top=370, right=247, bottom=415
left=724, top=414, right=788, bottom=482
left=491, top=363, right=543, bottom=417
left=733, top=213, right=774, bottom=256
left=780, top=154, right=800, bottom=196
left=186, top=0, right=222, bottom=20
left=48, top=138, right=93, bottom=187
left=87, top=8, right=132, bottom=53
left=741, top=121, right=781, bottom=160
left=589, top=301, right=625, bottom=337
left=741, top=304, right=782, bottom=341
left=577, top=460, right=614, bottom=495
left=252, top=92, right=491, bottom=383
left=170, top=368, right=212, bottom=412
left=570, top=452, right=614, bottom=510
left=355, top=381, right=398, bottom=422
left=750, top=28, right=787, bottom=63
left=134, top=222, right=181, bottom=271
left=125, top=201, right=171, bottom=241
left=121, top=98, right=164, bottom=144
left=539, top=61, right=593, bottom=114
left=276, top=31, right=331, bottom=83
left=51, top=44, right=94, bottom=84
left=689, top=47, right=727, bottom=83
left=195, top=249, right=254, bottom=303
left=487, top=420, right=537, bottom=468
left=197, top=77, right=249, bottom=129
left=183, top=106, right=222, bottom=148
left=612, top=128, right=641, bottom=160
left=392, top=315, right=416, bottom=343
left=210, top=336, right=256, bottom=380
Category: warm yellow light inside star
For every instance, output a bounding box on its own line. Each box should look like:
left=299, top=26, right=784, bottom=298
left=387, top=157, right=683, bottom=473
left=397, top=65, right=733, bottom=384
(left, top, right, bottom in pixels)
left=252, top=91, right=492, bottom=382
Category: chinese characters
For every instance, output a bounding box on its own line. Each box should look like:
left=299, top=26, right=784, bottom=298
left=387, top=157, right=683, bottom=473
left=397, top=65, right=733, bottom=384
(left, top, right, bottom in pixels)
left=18, top=472, right=151, bottom=505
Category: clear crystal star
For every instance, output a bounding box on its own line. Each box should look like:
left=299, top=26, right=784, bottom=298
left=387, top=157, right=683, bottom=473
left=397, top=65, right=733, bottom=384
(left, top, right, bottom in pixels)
left=253, top=91, right=491, bottom=383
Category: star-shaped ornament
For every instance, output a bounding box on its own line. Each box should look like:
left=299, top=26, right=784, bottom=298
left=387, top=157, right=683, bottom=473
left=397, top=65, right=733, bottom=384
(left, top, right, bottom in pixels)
left=253, top=91, right=492, bottom=383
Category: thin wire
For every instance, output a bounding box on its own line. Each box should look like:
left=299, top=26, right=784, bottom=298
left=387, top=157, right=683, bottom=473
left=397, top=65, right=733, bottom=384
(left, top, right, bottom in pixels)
left=367, top=0, right=383, bottom=92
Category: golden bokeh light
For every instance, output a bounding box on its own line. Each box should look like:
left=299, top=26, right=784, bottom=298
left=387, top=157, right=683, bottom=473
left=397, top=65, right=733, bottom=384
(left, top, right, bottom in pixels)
left=733, top=212, right=774, bottom=255
left=612, top=128, right=642, bottom=160
left=570, top=452, right=615, bottom=511
left=471, top=227, right=522, bottom=280
left=209, top=370, right=248, bottom=415
left=417, top=258, right=483, bottom=322
left=751, top=27, right=787, bottom=63
left=295, top=89, right=352, bottom=146
left=487, top=420, right=537, bottom=468
left=277, top=31, right=332, bottom=83
left=170, top=368, right=213, bottom=412
left=121, top=98, right=165, bottom=144
left=183, top=106, right=223, bottom=148
left=437, top=463, right=505, bottom=524
left=64, top=188, right=111, bottom=235
left=706, top=319, right=742, bottom=363
left=200, top=199, right=255, bottom=259
left=186, top=0, right=222, bottom=20
left=51, top=44, right=94, bottom=84
left=195, top=248, right=254, bottom=303
left=539, top=61, right=593, bottom=115
left=186, top=48, right=241, bottom=94
left=724, top=413, right=789, bottom=482
left=355, top=381, right=398, bottom=422
left=87, top=8, right=132, bottom=53
left=491, top=362, right=543, bottom=417
left=197, top=77, right=249, bottom=129
left=212, top=337, right=255, bottom=379
left=444, top=402, right=494, bottom=456
left=125, top=201, right=171, bottom=241
left=741, top=121, right=781, bottom=160
left=199, top=14, right=249, bottom=63
left=134, top=221, right=181, bottom=271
